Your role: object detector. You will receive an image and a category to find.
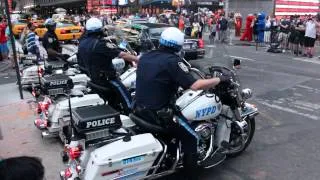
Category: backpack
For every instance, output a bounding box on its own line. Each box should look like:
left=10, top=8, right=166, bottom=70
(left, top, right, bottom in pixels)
left=220, top=18, right=228, bottom=31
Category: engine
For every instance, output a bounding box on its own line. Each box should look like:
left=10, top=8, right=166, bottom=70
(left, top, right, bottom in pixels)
left=72, top=105, right=123, bottom=146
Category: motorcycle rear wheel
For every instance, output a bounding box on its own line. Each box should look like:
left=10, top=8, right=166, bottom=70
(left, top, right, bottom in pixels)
left=226, top=117, right=255, bottom=157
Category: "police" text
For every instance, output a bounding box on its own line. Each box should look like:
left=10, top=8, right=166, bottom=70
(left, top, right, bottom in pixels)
left=86, top=117, right=116, bottom=128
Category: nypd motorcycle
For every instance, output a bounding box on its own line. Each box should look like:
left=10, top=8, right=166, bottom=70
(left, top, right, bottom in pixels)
left=59, top=63, right=259, bottom=180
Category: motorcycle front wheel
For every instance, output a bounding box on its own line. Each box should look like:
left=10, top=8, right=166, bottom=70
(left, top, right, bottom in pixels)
left=226, top=117, right=255, bottom=157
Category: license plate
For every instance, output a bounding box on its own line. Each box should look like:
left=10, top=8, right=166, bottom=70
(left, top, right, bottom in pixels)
left=48, top=88, right=64, bottom=96
left=183, top=45, right=190, bottom=49
left=71, top=30, right=79, bottom=33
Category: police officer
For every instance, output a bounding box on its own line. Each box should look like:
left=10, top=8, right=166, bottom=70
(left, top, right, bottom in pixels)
left=42, top=19, right=63, bottom=61
left=78, top=17, right=138, bottom=114
left=134, top=27, right=231, bottom=179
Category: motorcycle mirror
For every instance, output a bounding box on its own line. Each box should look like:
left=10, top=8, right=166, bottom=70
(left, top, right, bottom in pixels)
left=233, top=59, right=241, bottom=69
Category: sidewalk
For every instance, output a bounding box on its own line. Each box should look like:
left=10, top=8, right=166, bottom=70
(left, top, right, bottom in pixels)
left=0, top=83, right=64, bottom=179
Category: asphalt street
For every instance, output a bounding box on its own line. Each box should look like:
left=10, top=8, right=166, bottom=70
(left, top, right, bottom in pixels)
left=1, top=38, right=320, bottom=180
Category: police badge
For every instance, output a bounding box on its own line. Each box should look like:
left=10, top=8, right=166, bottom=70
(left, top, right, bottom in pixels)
left=178, top=62, right=189, bottom=73
left=106, top=42, right=117, bottom=49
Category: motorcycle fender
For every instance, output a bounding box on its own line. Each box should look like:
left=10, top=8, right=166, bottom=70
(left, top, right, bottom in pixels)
left=241, top=103, right=259, bottom=119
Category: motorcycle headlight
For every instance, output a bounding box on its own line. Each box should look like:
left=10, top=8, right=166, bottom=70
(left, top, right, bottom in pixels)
left=241, top=88, right=252, bottom=100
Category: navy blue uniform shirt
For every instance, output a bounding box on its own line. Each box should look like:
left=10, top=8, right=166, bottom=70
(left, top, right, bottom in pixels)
left=135, top=49, right=197, bottom=110
left=42, top=31, right=61, bottom=60
left=78, top=35, right=121, bottom=84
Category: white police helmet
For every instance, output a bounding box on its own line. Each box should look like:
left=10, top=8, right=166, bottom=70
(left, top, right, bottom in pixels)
left=159, top=27, right=184, bottom=52
left=86, top=17, right=103, bottom=33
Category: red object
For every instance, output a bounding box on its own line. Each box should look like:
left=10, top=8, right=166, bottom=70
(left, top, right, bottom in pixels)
left=34, top=119, right=47, bottom=129
left=64, top=168, right=72, bottom=178
left=69, top=147, right=82, bottom=160
left=235, top=17, right=242, bottom=37
left=240, top=15, right=254, bottom=42
left=198, top=39, right=204, bottom=49
left=60, top=29, right=67, bottom=34
left=178, top=17, right=184, bottom=31
left=0, top=23, right=7, bottom=43
left=38, top=67, right=44, bottom=77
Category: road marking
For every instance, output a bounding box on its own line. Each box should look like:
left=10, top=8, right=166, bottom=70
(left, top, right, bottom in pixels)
left=292, top=57, right=320, bottom=65
left=225, top=55, right=256, bottom=61
left=206, top=45, right=217, bottom=48
left=258, top=100, right=319, bottom=121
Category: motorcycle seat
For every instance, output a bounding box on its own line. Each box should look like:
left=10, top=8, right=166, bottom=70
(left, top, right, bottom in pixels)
left=129, top=113, right=168, bottom=134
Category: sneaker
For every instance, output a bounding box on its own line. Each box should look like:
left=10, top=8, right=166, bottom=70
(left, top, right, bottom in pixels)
left=282, top=49, right=286, bottom=53
left=309, top=54, right=313, bottom=58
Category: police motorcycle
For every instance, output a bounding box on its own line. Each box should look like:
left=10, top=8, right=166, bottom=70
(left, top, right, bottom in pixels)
left=59, top=59, right=259, bottom=180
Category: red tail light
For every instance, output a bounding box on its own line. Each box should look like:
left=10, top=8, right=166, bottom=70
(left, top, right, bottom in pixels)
left=69, top=147, right=82, bottom=160
left=198, top=39, right=204, bottom=48
left=34, top=119, right=47, bottom=129
left=38, top=67, right=44, bottom=77
left=64, top=167, right=72, bottom=178
left=60, top=29, right=67, bottom=34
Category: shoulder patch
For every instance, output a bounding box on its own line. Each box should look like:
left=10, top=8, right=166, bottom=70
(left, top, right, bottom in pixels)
left=178, top=62, right=189, bottom=73
left=48, top=38, right=53, bottom=43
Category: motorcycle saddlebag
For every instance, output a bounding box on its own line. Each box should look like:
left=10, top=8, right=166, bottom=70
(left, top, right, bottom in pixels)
left=44, top=60, right=68, bottom=73
left=40, top=74, right=74, bottom=96
left=83, top=133, right=163, bottom=180
left=72, top=105, right=122, bottom=133
left=20, top=55, right=37, bottom=65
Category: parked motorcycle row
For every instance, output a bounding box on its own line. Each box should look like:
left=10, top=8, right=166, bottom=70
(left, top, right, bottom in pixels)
left=20, top=34, right=259, bottom=180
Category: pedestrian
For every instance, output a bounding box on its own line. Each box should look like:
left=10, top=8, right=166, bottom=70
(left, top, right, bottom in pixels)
left=264, top=16, right=271, bottom=43
left=26, top=23, right=41, bottom=61
left=279, top=17, right=290, bottom=52
left=0, top=156, right=45, bottom=180
left=210, top=20, right=217, bottom=44
left=219, top=14, right=228, bottom=43
left=5, top=23, right=15, bottom=68
left=296, top=18, right=305, bottom=55
left=0, top=17, right=8, bottom=61
left=304, top=17, right=317, bottom=58
left=228, top=13, right=235, bottom=45
left=178, top=15, right=185, bottom=31
left=191, top=20, right=201, bottom=38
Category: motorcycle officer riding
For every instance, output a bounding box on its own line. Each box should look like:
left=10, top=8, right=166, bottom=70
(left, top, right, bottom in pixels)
left=134, top=27, right=232, bottom=179
left=42, top=19, right=64, bottom=61
left=78, top=17, right=138, bottom=113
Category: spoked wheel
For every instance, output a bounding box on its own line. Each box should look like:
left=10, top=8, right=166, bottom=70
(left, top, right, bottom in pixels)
left=226, top=117, right=255, bottom=157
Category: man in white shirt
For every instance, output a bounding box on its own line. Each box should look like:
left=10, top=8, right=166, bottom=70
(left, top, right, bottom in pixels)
left=304, top=17, right=317, bottom=58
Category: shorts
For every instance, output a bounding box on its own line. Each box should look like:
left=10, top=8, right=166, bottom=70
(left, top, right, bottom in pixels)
left=288, top=33, right=296, bottom=43
left=304, top=37, right=316, bottom=47
left=0, top=43, right=8, bottom=55
left=299, top=36, right=305, bottom=46
left=210, top=32, right=216, bottom=37
left=278, top=32, right=289, bottom=43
